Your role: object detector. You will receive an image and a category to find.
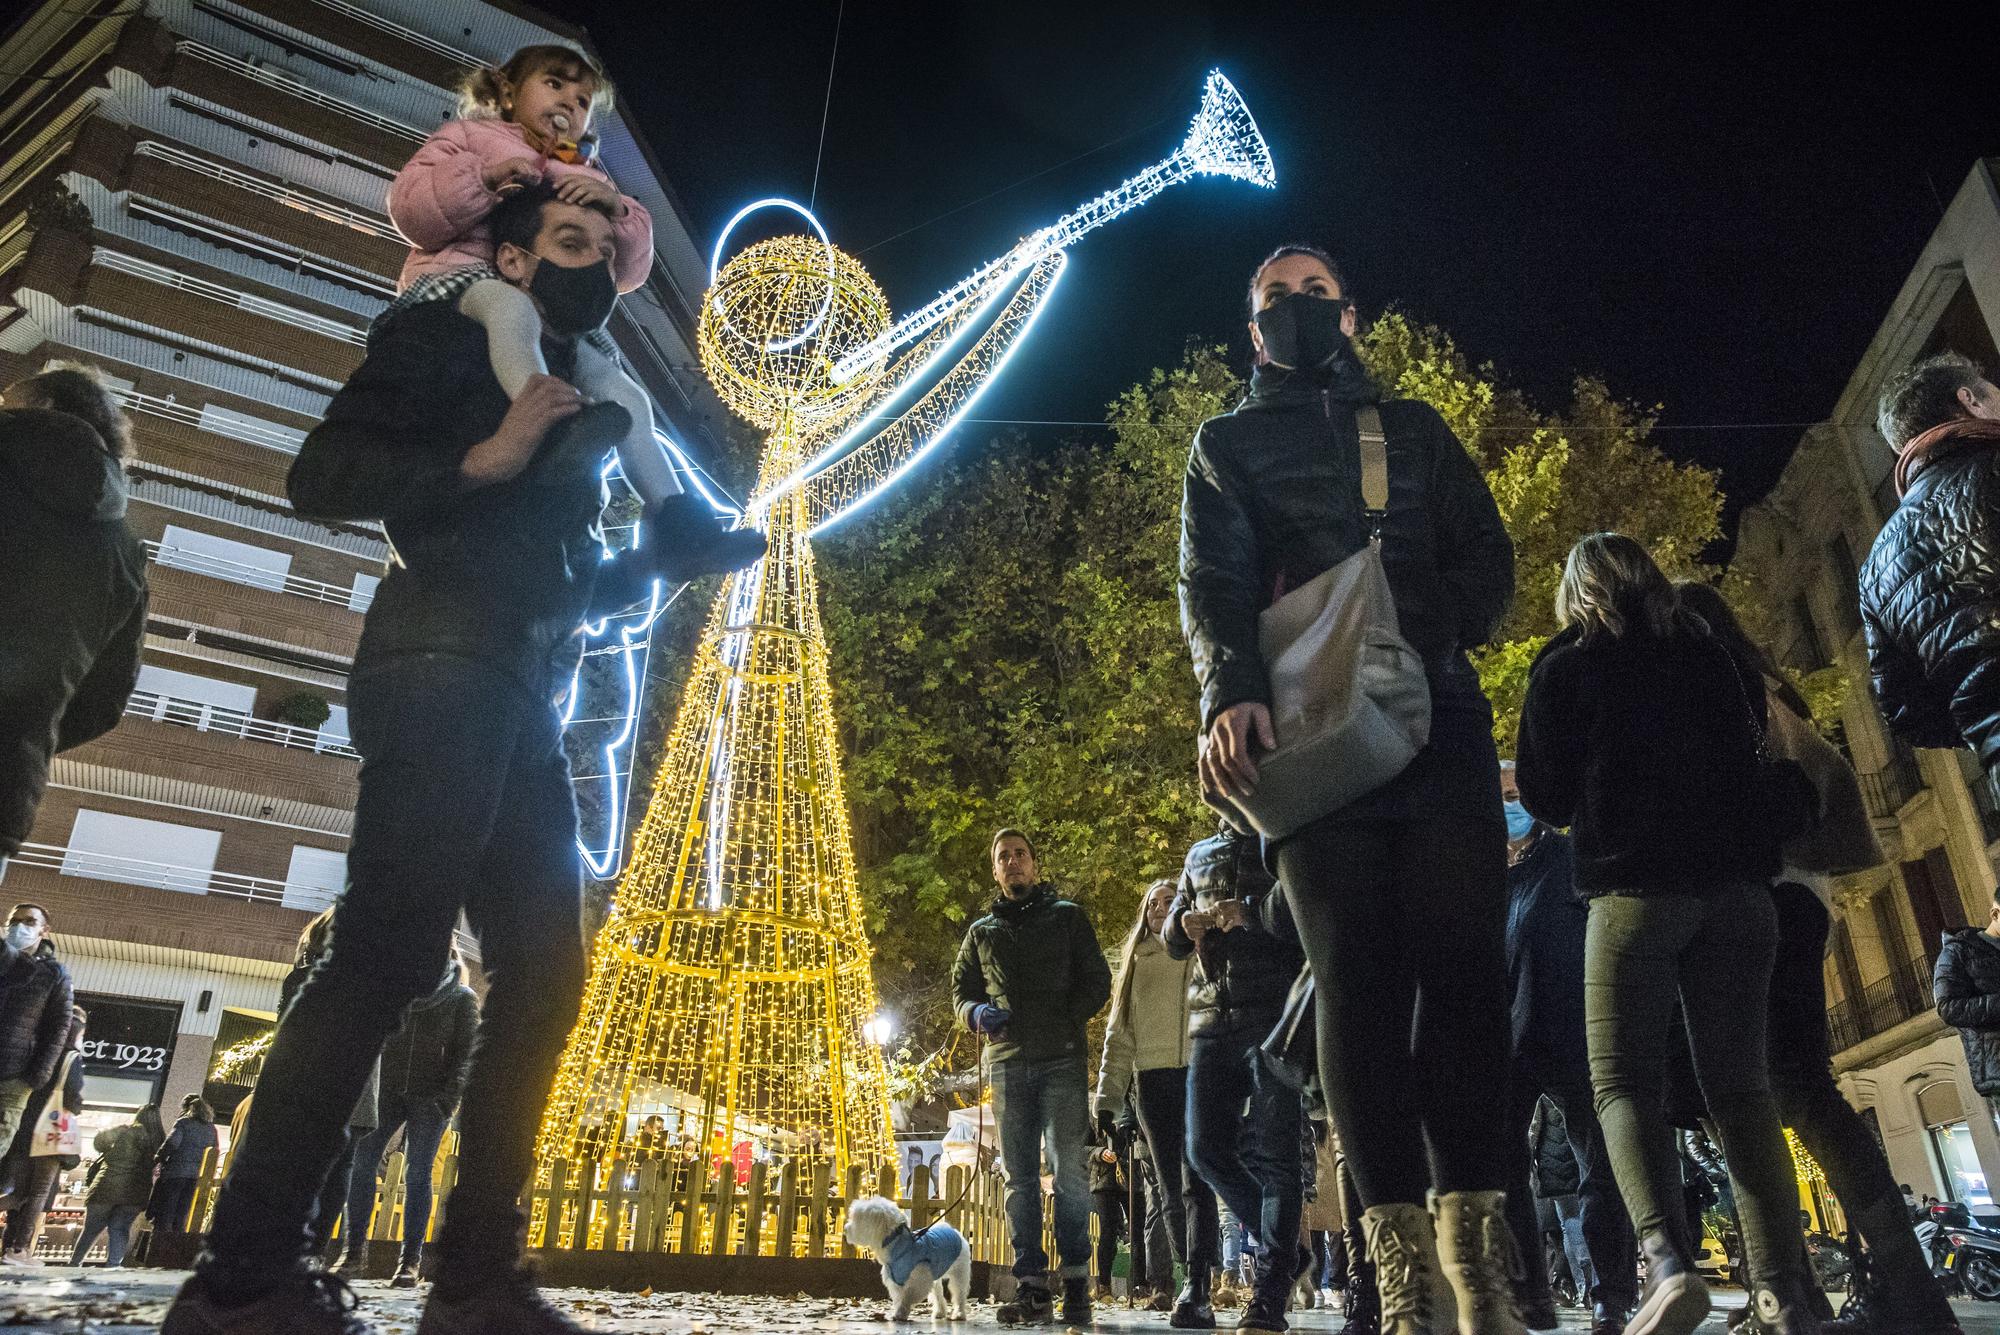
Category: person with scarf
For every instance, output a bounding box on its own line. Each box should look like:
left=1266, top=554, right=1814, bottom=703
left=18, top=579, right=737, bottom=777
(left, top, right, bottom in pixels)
left=1859, top=351, right=2000, bottom=768
left=1181, top=244, right=1517, bottom=1334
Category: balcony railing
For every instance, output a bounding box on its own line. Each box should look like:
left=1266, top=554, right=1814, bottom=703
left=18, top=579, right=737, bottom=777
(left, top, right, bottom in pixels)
left=93, top=248, right=369, bottom=346
left=117, top=389, right=307, bottom=456
left=146, top=539, right=374, bottom=613
left=132, top=140, right=404, bottom=244
left=174, top=41, right=428, bottom=146
left=2, top=842, right=304, bottom=907
left=1828, top=951, right=1935, bottom=1053
left=123, top=688, right=357, bottom=759
left=1860, top=753, right=1925, bottom=820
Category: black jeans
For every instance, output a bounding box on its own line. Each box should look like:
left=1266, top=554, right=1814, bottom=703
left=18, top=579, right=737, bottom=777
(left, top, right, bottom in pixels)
left=201, top=653, right=588, bottom=1298
left=1187, top=1029, right=1303, bottom=1297
left=1766, top=884, right=1900, bottom=1236
left=1093, top=1187, right=1126, bottom=1286
left=1500, top=1064, right=1637, bottom=1310
left=1134, top=1064, right=1219, bottom=1275
left=1276, top=804, right=1511, bottom=1207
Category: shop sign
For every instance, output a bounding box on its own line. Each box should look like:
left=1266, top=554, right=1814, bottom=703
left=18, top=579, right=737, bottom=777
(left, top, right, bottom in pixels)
left=75, top=994, right=180, bottom=1076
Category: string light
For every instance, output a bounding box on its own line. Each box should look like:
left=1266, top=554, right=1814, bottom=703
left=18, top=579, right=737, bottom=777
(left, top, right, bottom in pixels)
left=1786, top=1127, right=1826, bottom=1186
left=538, top=71, right=1278, bottom=1226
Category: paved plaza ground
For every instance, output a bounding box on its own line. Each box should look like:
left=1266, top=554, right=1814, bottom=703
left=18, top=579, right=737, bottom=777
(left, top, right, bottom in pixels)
left=1, top=1269, right=1999, bottom=1333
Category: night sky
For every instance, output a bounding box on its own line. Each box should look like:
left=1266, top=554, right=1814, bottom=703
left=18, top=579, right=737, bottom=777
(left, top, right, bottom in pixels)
left=539, top=1, right=1997, bottom=527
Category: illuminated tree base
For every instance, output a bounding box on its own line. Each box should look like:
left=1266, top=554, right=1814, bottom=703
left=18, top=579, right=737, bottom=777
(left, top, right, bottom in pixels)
left=535, top=433, right=894, bottom=1215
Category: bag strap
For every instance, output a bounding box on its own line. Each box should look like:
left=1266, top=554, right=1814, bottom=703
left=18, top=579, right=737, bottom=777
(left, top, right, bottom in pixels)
left=1356, top=406, right=1389, bottom=539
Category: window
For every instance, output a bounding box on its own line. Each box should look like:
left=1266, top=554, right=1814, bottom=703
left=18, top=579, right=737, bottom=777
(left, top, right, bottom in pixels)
left=1792, top=594, right=1829, bottom=670
left=347, top=571, right=379, bottom=613
left=316, top=703, right=349, bottom=753
left=156, top=524, right=292, bottom=592
left=1827, top=532, right=1863, bottom=638
left=1919, top=1078, right=1993, bottom=1206
left=62, top=810, right=221, bottom=894
left=282, top=845, right=346, bottom=912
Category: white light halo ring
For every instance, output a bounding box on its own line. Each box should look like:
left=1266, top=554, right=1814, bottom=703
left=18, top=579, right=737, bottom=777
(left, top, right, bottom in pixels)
left=706, top=196, right=840, bottom=355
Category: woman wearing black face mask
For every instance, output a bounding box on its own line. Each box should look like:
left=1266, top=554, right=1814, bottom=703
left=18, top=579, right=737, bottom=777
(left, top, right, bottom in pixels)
left=1179, top=245, right=1518, bottom=1335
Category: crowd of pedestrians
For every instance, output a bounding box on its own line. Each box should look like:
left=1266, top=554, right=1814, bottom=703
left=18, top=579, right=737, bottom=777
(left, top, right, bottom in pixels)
left=0, top=19, right=1995, bottom=1334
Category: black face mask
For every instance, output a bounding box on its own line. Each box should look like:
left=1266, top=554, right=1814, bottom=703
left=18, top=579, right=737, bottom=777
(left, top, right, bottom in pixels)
left=1254, top=291, right=1352, bottom=371
left=528, top=255, right=618, bottom=336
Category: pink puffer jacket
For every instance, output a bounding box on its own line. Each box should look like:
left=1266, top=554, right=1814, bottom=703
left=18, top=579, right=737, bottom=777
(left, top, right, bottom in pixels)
left=386, top=116, right=653, bottom=294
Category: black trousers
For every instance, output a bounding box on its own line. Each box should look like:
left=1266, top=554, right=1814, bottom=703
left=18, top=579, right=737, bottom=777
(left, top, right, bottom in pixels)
left=1133, top=1065, right=1219, bottom=1275
left=1500, top=1064, right=1637, bottom=1310
left=200, top=654, right=588, bottom=1298
left=1277, top=804, right=1511, bottom=1207
left=1766, top=884, right=1900, bottom=1236
left=1093, top=1187, right=1126, bottom=1286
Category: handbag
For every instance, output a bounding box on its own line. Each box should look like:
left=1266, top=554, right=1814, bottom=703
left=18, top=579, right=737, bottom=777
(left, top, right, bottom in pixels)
left=28, top=1053, right=81, bottom=1158
left=1714, top=640, right=1818, bottom=842
left=1205, top=407, right=1432, bottom=841
left=1257, top=964, right=1318, bottom=1093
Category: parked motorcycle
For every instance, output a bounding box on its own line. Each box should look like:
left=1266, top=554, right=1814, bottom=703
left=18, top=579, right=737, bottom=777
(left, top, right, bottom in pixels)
left=1924, top=1201, right=2000, bottom=1301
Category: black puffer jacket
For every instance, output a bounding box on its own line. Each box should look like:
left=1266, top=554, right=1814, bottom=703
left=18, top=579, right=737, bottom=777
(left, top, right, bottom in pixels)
left=952, top=885, right=1111, bottom=1065
left=379, top=974, right=478, bottom=1110
left=1860, top=441, right=2000, bottom=767
left=288, top=302, right=674, bottom=694
left=1530, top=1096, right=1581, bottom=1199
left=1935, top=927, right=2000, bottom=1097
left=0, top=409, right=147, bottom=854
left=1178, top=357, right=1514, bottom=729
left=0, top=941, right=74, bottom=1089
left=1163, top=827, right=1302, bottom=1036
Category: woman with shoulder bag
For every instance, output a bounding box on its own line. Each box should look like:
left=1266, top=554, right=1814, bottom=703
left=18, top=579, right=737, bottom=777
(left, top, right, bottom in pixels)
left=71, top=1105, right=163, bottom=1265
left=1674, top=582, right=1960, bottom=1335
left=1181, top=245, right=1517, bottom=1335
left=1517, top=534, right=1823, bottom=1335
left=0, top=1006, right=85, bottom=1263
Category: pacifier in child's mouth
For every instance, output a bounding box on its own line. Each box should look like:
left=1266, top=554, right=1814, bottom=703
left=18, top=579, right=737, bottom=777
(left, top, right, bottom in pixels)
left=539, top=112, right=596, bottom=166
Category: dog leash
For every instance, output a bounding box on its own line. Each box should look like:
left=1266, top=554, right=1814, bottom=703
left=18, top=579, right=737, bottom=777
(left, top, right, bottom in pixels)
left=912, top=1034, right=987, bottom=1238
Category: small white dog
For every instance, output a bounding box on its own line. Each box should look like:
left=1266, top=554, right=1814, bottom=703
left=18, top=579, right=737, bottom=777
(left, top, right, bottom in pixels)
left=843, top=1194, right=973, bottom=1321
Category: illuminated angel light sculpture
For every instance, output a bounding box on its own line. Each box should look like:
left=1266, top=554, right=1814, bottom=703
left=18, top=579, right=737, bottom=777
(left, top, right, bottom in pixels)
left=535, top=73, right=1273, bottom=1227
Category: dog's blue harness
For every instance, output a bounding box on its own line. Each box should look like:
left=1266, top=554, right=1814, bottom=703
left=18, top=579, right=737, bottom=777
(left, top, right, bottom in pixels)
left=883, top=1222, right=964, bottom=1286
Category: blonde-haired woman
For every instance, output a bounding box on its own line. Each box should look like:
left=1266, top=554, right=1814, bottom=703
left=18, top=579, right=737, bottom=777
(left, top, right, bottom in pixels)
left=1093, top=879, right=1213, bottom=1325
left=1517, top=533, right=1822, bottom=1335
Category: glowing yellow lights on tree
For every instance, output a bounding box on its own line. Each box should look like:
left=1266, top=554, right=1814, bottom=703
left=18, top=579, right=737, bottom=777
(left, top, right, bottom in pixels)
left=534, top=71, right=1276, bottom=1235
left=1786, top=1127, right=1826, bottom=1186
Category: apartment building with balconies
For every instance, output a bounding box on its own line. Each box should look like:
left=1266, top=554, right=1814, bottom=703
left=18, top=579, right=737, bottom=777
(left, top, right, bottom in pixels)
left=0, top=0, right=721, bottom=1170
left=1736, top=156, right=2000, bottom=1211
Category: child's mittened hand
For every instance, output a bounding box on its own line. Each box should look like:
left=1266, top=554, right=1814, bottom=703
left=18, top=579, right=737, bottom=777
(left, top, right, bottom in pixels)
left=483, top=156, right=543, bottom=193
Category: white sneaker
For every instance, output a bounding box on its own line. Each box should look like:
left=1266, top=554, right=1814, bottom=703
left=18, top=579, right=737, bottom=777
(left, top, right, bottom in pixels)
left=3, top=1250, right=43, bottom=1266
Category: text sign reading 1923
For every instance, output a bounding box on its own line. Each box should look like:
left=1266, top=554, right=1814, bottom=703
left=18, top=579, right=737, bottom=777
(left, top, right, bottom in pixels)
left=75, top=993, right=182, bottom=1079
left=78, top=1039, right=168, bottom=1072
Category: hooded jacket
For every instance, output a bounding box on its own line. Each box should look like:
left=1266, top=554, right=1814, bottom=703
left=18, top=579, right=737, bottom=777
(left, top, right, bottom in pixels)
left=1860, top=434, right=2000, bottom=768
left=86, top=1120, right=161, bottom=1209
left=1505, top=828, right=1588, bottom=1071
left=1163, top=827, right=1302, bottom=1037
left=1934, top=927, right=2000, bottom=1097
left=379, top=973, right=479, bottom=1110
left=0, top=939, right=74, bottom=1090
left=1178, top=356, right=1514, bottom=731
left=1092, top=933, right=1192, bottom=1117
left=952, top=885, right=1111, bottom=1065
left=387, top=116, right=654, bottom=293
left=156, top=1112, right=218, bottom=1181
left=0, top=409, right=147, bottom=854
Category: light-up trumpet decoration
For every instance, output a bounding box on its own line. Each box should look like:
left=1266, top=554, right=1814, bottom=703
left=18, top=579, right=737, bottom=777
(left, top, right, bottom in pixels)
left=539, top=73, right=1274, bottom=1229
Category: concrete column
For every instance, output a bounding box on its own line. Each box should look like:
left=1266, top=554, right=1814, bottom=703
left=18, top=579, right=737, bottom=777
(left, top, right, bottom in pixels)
left=162, top=1031, right=214, bottom=1115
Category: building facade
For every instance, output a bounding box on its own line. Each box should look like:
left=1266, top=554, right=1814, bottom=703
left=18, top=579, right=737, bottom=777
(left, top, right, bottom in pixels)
left=0, top=0, right=720, bottom=1200
left=1736, top=156, right=2000, bottom=1210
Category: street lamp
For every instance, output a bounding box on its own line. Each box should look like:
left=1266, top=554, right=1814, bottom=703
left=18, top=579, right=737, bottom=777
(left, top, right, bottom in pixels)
left=862, top=1013, right=896, bottom=1048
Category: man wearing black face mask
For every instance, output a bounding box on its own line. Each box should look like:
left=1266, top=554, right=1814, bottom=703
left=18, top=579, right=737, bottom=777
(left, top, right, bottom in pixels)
left=161, top=187, right=762, bottom=1335
left=1180, top=246, right=1518, bottom=1334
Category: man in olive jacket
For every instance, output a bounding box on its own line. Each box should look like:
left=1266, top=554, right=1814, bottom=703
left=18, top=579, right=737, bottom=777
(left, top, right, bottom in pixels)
left=953, top=829, right=1111, bottom=1327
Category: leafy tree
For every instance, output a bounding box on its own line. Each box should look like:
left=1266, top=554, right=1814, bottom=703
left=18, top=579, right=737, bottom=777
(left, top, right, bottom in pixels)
left=628, top=313, right=1729, bottom=1059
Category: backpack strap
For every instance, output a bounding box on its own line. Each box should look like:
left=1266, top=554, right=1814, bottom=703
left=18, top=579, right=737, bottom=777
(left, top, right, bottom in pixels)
left=1356, top=405, right=1389, bottom=538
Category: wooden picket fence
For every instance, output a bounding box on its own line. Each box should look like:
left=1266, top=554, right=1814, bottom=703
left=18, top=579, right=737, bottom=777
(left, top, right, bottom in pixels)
left=158, top=1147, right=1044, bottom=1272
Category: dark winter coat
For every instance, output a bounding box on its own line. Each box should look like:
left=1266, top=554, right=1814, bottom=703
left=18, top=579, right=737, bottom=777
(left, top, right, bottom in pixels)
left=0, top=941, right=74, bottom=1090
left=86, top=1122, right=160, bottom=1209
left=379, top=975, right=478, bottom=1111
left=1860, top=440, right=2000, bottom=767
left=1505, top=829, right=1588, bottom=1072
left=952, top=885, right=1112, bottom=1065
left=156, top=1114, right=218, bottom=1181
left=0, top=408, right=147, bottom=854
left=1164, top=827, right=1303, bottom=1037
left=1515, top=623, right=1780, bottom=895
left=287, top=301, right=670, bottom=693
left=283, top=909, right=378, bottom=1129
left=1934, top=927, right=2000, bottom=1097
left=1178, top=357, right=1514, bottom=731
left=1530, top=1097, right=1581, bottom=1199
